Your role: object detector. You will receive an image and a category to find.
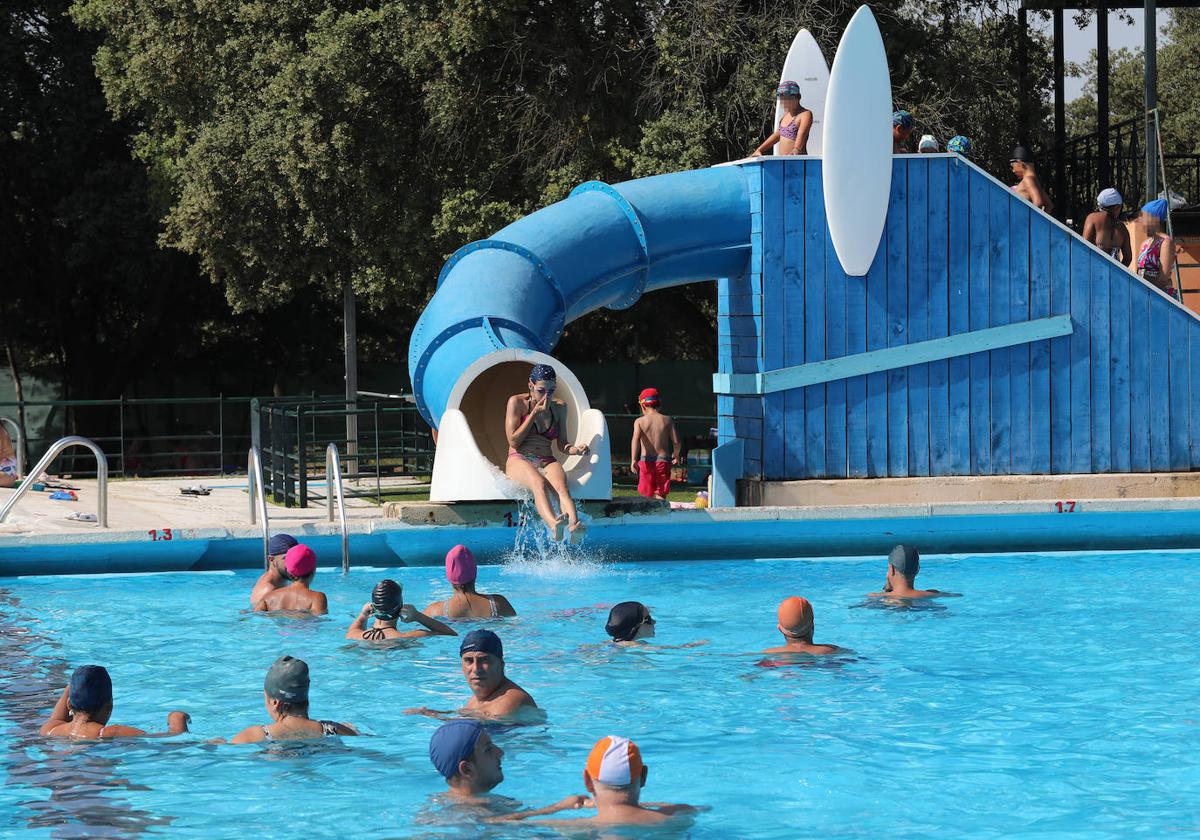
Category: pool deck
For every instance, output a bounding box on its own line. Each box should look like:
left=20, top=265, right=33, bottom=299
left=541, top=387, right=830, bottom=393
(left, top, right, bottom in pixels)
left=4, top=473, right=1200, bottom=576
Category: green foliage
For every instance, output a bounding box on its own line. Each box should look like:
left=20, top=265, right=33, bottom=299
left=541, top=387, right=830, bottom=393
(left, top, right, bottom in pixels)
left=1066, top=10, right=1200, bottom=155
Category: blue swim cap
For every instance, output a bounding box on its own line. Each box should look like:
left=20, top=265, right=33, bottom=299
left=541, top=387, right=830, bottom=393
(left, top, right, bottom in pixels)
left=947, top=135, right=971, bottom=155
left=1142, top=198, right=1169, bottom=220
left=268, top=533, right=298, bottom=556
left=528, top=364, right=556, bottom=384
left=429, top=719, right=484, bottom=779
left=69, top=665, right=113, bottom=713
left=776, top=80, right=801, bottom=98
left=893, top=110, right=913, bottom=130
left=460, top=629, right=503, bottom=659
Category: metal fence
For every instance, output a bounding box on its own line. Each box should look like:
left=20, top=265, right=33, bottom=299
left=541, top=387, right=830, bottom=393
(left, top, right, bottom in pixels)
left=252, top=397, right=435, bottom=507
left=0, top=395, right=279, bottom=478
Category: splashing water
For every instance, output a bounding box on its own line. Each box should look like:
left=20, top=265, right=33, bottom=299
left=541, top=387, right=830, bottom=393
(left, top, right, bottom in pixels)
left=500, top=498, right=604, bottom=578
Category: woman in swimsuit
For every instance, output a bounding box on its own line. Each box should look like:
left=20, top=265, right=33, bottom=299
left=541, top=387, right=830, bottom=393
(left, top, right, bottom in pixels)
left=1136, top=198, right=1177, bottom=298
left=230, top=656, right=357, bottom=743
left=424, top=545, right=517, bottom=619
left=504, top=364, right=591, bottom=542
left=752, top=81, right=813, bottom=157
left=345, top=579, right=457, bottom=641
left=0, top=424, right=18, bottom=488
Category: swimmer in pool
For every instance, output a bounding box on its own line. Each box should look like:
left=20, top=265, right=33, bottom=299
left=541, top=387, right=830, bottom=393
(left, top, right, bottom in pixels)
left=424, top=545, right=517, bottom=619
left=431, top=720, right=593, bottom=815
left=345, top=579, right=457, bottom=641
left=249, top=533, right=298, bottom=606
left=405, top=630, right=540, bottom=721
left=605, top=601, right=655, bottom=646
left=868, top=544, right=955, bottom=598
left=763, top=596, right=844, bottom=655
left=40, top=665, right=190, bottom=739
left=504, top=363, right=591, bottom=543
left=492, top=735, right=697, bottom=827
left=229, top=656, right=357, bottom=743
left=253, top=544, right=328, bottom=615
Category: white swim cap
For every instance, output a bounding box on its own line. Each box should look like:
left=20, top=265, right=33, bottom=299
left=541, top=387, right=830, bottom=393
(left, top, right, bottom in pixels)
left=918, top=134, right=938, bottom=151
left=1097, top=188, right=1123, bottom=208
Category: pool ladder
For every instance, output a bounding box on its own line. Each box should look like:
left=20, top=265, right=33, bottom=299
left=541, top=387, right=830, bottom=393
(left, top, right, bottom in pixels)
left=0, top=435, right=108, bottom=527
left=247, top=444, right=350, bottom=573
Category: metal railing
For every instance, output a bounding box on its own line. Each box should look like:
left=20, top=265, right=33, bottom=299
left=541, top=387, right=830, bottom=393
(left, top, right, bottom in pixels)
left=0, top=436, right=108, bottom=526
left=253, top=396, right=434, bottom=507
left=247, top=446, right=270, bottom=568
left=0, top=416, right=25, bottom=479
left=326, top=443, right=349, bottom=574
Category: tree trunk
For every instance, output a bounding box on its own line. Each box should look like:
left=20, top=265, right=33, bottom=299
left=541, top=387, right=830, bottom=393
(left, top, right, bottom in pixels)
left=3, top=337, right=28, bottom=468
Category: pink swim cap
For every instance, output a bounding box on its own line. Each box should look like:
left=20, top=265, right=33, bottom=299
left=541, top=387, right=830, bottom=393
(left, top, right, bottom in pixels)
left=285, top=544, right=317, bottom=578
left=445, top=545, right=477, bottom=585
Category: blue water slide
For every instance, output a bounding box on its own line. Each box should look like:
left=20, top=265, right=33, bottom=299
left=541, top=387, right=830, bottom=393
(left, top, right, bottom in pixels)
left=408, top=166, right=753, bottom=426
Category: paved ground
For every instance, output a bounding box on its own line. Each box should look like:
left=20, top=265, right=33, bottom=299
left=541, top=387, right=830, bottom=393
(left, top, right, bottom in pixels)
left=0, top=476, right=413, bottom=537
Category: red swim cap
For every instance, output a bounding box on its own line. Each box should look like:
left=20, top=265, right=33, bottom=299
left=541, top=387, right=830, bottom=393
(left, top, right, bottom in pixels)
left=638, top=387, right=659, bottom=405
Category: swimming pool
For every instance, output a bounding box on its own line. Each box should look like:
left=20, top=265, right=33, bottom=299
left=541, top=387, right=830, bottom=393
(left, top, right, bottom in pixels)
left=1, top=550, right=1197, bottom=837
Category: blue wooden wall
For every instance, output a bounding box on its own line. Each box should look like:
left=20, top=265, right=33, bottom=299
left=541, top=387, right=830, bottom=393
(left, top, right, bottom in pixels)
left=716, top=155, right=1200, bottom=480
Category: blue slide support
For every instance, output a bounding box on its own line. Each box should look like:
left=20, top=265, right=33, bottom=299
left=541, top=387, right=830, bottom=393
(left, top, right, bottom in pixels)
left=408, top=167, right=753, bottom=426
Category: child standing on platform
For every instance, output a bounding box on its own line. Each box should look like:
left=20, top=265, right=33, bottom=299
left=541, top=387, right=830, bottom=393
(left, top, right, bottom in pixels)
left=629, top=388, right=681, bottom=500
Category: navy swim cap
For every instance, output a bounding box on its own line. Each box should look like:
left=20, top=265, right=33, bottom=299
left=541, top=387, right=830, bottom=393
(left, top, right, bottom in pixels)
left=268, top=533, right=298, bottom=556
left=528, top=364, right=556, bottom=384
left=429, top=719, right=484, bottom=779
left=459, top=629, right=503, bottom=659
left=69, top=665, right=113, bottom=713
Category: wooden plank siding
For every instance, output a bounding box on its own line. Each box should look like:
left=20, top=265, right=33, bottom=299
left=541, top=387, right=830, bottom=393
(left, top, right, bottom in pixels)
left=717, top=155, right=1200, bottom=479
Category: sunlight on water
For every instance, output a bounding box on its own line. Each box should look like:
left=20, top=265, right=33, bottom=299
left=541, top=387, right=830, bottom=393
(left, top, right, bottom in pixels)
left=500, top=499, right=605, bottom=578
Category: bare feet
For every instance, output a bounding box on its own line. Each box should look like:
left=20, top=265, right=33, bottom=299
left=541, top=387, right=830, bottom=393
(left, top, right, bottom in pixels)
left=569, top=521, right=587, bottom=545
left=551, top=514, right=568, bottom=542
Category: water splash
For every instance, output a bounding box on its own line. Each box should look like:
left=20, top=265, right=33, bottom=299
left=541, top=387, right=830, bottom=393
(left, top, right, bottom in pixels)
left=500, top=499, right=605, bottom=578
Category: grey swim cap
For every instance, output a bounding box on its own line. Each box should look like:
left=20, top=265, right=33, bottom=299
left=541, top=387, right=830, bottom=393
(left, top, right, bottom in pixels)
left=888, top=544, right=920, bottom=579
left=264, top=655, right=310, bottom=704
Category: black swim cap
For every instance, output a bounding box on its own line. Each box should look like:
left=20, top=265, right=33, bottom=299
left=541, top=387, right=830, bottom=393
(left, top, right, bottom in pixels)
left=372, top=579, right=402, bottom=619
left=605, top=601, right=647, bottom=642
left=1010, top=145, right=1034, bottom=163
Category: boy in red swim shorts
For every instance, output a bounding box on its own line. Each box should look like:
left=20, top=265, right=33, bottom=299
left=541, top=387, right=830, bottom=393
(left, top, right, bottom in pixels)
left=629, top=388, right=681, bottom=500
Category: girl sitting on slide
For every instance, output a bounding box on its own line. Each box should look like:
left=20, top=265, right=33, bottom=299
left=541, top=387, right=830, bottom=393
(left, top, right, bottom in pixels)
left=504, top=364, right=590, bottom=542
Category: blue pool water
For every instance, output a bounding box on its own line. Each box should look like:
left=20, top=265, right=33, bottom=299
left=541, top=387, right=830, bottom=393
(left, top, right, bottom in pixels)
left=1, top=550, right=1198, bottom=837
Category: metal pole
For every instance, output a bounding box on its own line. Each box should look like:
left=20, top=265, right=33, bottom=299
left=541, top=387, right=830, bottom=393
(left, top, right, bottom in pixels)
left=218, top=393, right=225, bottom=476
left=1017, top=5, right=1028, bottom=143
left=118, top=394, right=126, bottom=478
left=1053, top=7, right=1067, bottom=221
left=1154, top=109, right=1182, bottom=299
left=343, top=281, right=359, bottom=484
left=1097, top=0, right=1111, bottom=186
left=1144, top=0, right=1158, bottom=201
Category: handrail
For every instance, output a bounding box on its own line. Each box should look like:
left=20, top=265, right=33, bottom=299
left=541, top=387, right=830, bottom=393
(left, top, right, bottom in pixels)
left=247, top=446, right=270, bottom=568
left=326, top=443, right=350, bottom=574
left=0, top=416, right=24, bottom=478
left=0, top=436, right=107, bottom=526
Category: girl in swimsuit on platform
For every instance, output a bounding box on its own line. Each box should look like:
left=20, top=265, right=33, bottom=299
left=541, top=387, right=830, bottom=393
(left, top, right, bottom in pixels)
left=1136, top=198, right=1177, bottom=298
left=752, top=81, right=813, bottom=157
left=504, top=364, right=591, bottom=542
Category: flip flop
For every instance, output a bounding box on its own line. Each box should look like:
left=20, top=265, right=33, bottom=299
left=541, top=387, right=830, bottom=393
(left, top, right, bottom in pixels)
left=569, top=522, right=587, bottom=545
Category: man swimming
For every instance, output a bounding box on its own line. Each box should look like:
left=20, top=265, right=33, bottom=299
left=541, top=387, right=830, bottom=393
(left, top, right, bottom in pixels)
left=430, top=720, right=592, bottom=817
left=249, top=533, right=297, bottom=606
left=763, top=596, right=844, bottom=655
left=405, top=630, right=539, bottom=721
left=346, top=579, right=457, bottom=641
left=253, top=544, right=328, bottom=615
left=40, top=665, right=190, bottom=739
left=868, top=544, right=954, bottom=598
left=492, top=736, right=697, bottom=827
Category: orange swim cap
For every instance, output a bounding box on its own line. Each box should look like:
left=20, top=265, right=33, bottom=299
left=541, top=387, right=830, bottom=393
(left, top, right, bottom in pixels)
left=777, top=596, right=814, bottom=634
left=585, top=735, right=644, bottom=787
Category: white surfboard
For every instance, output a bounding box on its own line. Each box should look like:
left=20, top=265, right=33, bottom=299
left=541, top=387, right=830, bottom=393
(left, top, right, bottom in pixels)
left=774, top=28, right=829, bottom=156
left=821, top=6, right=893, bottom=276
